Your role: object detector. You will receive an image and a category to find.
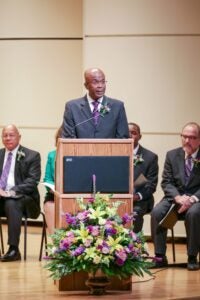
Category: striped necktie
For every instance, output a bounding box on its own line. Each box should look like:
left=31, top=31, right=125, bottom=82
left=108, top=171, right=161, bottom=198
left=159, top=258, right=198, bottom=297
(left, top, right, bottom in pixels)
left=92, top=101, right=99, bottom=125
left=185, top=155, right=192, bottom=182
left=0, top=152, right=13, bottom=190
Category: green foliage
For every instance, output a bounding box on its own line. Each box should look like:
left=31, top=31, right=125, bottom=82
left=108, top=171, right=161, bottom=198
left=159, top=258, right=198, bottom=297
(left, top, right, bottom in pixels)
left=44, top=193, right=152, bottom=280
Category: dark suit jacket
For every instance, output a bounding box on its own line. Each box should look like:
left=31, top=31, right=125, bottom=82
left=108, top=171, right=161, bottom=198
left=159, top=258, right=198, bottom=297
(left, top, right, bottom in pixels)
left=0, top=145, right=41, bottom=218
left=62, top=95, right=129, bottom=138
left=161, top=147, right=200, bottom=200
left=134, top=145, right=158, bottom=212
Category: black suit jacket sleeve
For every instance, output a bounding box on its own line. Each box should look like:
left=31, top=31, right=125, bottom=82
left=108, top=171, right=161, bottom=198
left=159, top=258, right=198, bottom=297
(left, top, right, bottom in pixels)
left=115, top=101, right=129, bottom=138
left=161, top=150, right=180, bottom=199
left=12, top=148, right=41, bottom=196
left=135, top=152, right=158, bottom=200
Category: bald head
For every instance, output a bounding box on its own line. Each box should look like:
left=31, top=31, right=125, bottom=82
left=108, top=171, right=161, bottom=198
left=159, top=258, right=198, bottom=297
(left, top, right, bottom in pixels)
left=2, top=124, right=21, bottom=151
left=84, top=68, right=105, bottom=83
left=2, top=124, right=20, bottom=135
left=84, top=68, right=106, bottom=100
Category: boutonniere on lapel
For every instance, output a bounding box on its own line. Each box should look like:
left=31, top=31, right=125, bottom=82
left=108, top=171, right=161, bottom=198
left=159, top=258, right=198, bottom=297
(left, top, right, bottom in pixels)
left=193, top=158, right=200, bottom=168
left=17, top=149, right=25, bottom=161
left=134, top=154, right=144, bottom=166
left=99, top=102, right=111, bottom=117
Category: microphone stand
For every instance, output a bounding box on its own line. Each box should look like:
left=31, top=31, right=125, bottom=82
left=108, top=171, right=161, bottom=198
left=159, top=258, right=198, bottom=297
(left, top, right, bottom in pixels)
left=92, top=174, right=96, bottom=198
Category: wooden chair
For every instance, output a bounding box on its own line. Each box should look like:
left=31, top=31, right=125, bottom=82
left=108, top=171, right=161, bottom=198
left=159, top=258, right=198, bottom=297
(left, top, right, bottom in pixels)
left=0, top=212, right=47, bottom=261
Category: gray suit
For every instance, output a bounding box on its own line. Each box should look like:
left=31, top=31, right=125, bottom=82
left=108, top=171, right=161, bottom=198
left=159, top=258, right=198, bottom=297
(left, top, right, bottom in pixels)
left=62, top=95, right=129, bottom=138
left=151, top=147, right=200, bottom=257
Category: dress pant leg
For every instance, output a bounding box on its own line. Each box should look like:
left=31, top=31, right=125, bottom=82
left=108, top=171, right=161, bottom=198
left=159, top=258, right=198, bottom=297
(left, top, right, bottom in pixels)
left=133, top=200, right=149, bottom=233
left=151, top=199, right=172, bottom=255
left=185, top=202, right=200, bottom=257
left=4, top=198, right=23, bottom=247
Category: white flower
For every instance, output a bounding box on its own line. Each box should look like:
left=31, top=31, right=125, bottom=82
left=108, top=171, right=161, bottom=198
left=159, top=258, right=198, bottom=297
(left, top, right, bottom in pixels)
left=134, top=154, right=144, bottom=166
left=17, top=149, right=25, bottom=161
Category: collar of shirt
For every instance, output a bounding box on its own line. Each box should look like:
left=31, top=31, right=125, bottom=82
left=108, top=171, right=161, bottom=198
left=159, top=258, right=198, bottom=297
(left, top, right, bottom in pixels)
left=87, top=94, right=103, bottom=112
left=133, top=144, right=140, bottom=156
left=184, top=148, right=199, bottom=160
left=5, top=145, right=19, bottom=160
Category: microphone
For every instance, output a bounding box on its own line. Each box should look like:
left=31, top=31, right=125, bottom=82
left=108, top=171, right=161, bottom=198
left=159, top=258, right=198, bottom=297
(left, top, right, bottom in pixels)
left=70, top=115, right=96, bottom=138
left=74, top=115, right=96, bottom=128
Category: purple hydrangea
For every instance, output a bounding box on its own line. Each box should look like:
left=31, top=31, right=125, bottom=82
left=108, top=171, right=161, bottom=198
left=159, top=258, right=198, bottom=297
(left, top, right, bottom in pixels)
left=65, top=213, right=77, bottom=226
left=87, top=225, right=100, bottom=236
left=122, top=213, right=133, bottom=225
left=71, top=246, right=85, bottom=256
left=77, top=210, right=89, bottom=221
left=97, top=240, right=110, bottom=254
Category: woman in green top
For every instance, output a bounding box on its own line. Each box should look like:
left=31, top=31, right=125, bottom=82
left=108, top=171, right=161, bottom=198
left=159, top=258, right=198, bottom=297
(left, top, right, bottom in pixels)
left=43, top=126, right=62, bottom=235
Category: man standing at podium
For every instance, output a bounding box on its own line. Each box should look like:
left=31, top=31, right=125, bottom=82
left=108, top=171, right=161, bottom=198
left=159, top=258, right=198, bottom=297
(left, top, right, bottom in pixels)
left=61, top=68, right=129, bottom=138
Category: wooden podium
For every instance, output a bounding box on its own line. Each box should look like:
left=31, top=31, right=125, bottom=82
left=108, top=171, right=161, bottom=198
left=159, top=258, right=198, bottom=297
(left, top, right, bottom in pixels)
left=55, top=138, right=133, bottom=291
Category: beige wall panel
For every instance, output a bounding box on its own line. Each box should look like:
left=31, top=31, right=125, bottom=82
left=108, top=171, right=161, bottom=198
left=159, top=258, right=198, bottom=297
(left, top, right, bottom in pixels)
left=0, top=0, right=82, bottom=37
left=84, top=36, right=200, bottom=133
left=0, top=40, right=82, bottom=127
left=84, top=0, right=200, bottom=35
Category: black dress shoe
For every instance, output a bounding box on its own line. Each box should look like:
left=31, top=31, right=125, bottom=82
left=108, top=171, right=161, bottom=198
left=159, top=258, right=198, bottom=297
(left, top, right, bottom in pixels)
left=150, top=256, right=168, bottom=268
left=187, top=256, right=199, bottom=271
left=1, top=249, right=21, bottom=262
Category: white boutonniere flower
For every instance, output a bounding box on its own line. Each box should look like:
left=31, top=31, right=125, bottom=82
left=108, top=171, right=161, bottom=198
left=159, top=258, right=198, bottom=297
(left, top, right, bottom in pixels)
left=193, top=158, right=200, bottom=168
left=134, top=154, right=144, bottom=166
left=17, top=149, right=25, bottom=161
left=100, top=103, right=111, bottom=117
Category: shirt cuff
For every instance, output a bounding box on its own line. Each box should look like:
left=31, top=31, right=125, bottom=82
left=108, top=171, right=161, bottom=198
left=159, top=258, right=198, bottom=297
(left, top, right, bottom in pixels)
left=137, top=192, right=143, bottom=201
left=190, top=195, right=199, bottom=203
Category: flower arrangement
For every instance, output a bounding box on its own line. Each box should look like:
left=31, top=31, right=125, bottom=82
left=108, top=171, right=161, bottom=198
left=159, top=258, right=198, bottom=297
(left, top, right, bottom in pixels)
left=100, top=103, right=110, bottom=117
left=193, top=157, right=200, bottom=168
left=134, top=154, right=144, bottom=166
left=45, top=193, right=152, bottom=280
left=17, top=149, right=25, bottom=161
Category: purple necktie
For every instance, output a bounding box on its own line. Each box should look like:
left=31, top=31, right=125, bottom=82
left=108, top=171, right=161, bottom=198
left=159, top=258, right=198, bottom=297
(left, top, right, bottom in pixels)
left=185, top=156, right=192, bottom=182
left=92, top=101, right=99, bottom=125
left=0, top=152, right=13, bottom=190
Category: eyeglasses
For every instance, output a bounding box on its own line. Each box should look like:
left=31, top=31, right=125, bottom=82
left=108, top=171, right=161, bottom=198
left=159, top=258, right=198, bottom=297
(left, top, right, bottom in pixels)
left=181, top=134, right=199, bottom=140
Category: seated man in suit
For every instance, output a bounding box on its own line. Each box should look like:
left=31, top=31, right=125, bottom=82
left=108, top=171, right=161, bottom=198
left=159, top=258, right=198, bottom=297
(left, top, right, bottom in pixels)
left=128, top=122, right=158, bottom=233
left=0, top=124, right=41, bottom=262
left=62, top=67, right=129, bottom=138
left=151, top=122, right=200, bottom=271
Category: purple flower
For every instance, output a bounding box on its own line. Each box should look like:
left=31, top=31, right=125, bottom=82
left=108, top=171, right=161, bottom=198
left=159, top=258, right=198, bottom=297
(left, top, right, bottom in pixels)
left=71, top=246, right=85, bottom=256
left=122, top=213, right=133, bottom=225
left=115, top=257, right=125, bottom=266
left=105, top=227, right=117, bottom=236
left=88, top=197, right=95, bottom=203
left=104, top=221, right=117, bottom=236
left=115, top=249, right=127, bottom=262
left=59, top=238, right=71, bottom=250
left=87, top=225, right=99, bottom=236
left=129, top=230, right=137, bottom=241
left=101, top=246, right=110, bottom=254
left=97, top=240, right=110, bottom=253
left=77, top=210, right=89, bottom=221
left=65, top=213, right=77, bottom=226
